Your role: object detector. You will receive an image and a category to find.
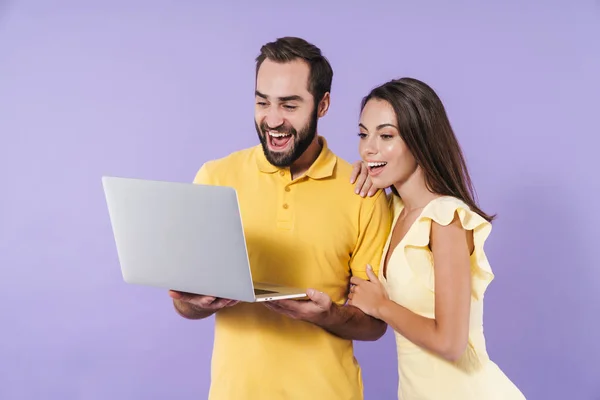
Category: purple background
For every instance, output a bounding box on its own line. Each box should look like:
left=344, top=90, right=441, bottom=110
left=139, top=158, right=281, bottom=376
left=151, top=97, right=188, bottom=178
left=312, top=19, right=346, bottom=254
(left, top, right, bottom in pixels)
left=1, top=1, right=599, bottom=399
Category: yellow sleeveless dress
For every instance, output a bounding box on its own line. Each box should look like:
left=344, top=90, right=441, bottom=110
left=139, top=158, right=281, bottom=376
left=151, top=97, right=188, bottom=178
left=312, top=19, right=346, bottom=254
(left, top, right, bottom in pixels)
left=380, top=195, right=526, bottom=400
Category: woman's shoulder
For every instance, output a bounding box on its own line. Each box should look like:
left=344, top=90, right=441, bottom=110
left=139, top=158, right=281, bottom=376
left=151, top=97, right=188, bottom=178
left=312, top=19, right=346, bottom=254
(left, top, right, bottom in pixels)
left=422, top=196, right=489, bottom=229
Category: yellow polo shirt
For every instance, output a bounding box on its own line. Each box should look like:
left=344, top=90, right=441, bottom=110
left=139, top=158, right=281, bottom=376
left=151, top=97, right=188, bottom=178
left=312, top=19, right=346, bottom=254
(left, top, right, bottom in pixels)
left=193, top=136, right=391, bottom=400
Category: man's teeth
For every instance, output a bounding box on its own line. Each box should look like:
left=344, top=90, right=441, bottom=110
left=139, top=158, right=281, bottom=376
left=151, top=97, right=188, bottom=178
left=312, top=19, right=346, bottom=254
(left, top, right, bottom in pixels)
left=268, top=131, right=291, bottom=138
left=367, top=162, right=387, bottom=168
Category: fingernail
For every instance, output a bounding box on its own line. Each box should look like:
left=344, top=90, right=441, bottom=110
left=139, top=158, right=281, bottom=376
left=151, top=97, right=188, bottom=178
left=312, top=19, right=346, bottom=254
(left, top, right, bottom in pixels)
left=367, top=264, right=372, bottom=270
left=307, top=289, right=315, bottom=296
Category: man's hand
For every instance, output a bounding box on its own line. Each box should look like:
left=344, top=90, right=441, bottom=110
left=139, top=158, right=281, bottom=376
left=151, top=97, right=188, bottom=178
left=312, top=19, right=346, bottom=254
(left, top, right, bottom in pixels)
left=169, top=290, right=239, bottom=320
left=263, top=289, right=333, bottom=324
left=264, top=287, right=386, bottom=341
left=350, top=160, right=376, bottom=197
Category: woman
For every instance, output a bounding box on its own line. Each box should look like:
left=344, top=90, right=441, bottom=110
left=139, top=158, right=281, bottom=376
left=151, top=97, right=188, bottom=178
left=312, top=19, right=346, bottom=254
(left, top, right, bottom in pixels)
left=348, top=77, right=525, bottom=399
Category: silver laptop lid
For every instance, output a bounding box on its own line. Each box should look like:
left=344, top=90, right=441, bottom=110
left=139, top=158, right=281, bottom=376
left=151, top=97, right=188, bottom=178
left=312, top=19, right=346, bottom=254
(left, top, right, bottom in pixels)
left=102, top=176, right=256, bottom=302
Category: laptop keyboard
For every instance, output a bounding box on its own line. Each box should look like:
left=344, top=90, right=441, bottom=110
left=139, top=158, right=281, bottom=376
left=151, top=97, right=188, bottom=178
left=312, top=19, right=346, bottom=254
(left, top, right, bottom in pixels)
left=254, top=288, right=278, bottom=295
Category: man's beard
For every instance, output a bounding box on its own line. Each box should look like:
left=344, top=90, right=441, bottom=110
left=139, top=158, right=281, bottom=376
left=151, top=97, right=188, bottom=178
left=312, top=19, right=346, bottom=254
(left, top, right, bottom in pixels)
left=255, top=107, right=318, bottom=167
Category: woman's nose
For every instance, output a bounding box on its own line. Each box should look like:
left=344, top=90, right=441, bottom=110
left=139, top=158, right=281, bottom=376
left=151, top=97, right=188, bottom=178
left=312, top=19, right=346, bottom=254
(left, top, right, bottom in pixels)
left=360, top=137, right=378, bottom=157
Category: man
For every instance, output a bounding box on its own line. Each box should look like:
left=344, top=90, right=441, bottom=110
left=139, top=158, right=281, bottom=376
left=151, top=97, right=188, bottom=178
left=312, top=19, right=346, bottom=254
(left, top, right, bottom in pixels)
left=169, top=37, right=391, bottom=400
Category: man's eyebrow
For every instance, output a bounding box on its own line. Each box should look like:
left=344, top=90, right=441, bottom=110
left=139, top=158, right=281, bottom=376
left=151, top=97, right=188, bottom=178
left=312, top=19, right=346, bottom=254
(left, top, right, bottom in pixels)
left=255, top=91, right=304, bottom=102
left=279, top=95, right=304, bottom=102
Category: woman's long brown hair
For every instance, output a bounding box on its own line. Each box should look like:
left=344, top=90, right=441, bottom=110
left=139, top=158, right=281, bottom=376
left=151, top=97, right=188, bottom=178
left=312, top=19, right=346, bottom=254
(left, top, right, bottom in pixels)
left=361, top=77, right=495, bottom=222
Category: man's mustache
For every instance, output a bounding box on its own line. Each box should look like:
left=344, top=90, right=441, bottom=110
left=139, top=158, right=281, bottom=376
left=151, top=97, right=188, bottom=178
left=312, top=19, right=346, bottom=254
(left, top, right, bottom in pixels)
left=261, top=124, right=295, bottom=135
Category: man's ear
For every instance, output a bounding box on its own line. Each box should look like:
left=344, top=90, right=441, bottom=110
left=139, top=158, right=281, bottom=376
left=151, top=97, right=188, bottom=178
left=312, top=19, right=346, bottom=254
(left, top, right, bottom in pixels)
left=317, top=92, right=330, bottom=118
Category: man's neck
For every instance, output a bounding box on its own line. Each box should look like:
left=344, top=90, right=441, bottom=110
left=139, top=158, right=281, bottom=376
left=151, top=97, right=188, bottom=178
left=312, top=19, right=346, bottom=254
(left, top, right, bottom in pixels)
left=290, top=135, right=322, bottom=180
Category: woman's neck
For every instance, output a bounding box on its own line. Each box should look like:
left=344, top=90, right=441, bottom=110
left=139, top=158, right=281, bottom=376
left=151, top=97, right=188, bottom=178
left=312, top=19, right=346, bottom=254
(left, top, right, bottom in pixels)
left=393, top=168, right=439, bottom=211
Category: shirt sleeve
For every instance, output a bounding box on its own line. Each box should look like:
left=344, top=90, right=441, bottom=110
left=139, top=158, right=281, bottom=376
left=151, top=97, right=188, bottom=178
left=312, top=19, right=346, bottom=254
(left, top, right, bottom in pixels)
left=348, top=190, right=392, bottom=280
left=192, top=162, right=214, bottom=185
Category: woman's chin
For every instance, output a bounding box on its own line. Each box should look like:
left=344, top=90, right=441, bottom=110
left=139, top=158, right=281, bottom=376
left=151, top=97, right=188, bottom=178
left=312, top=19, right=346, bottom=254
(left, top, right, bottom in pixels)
left=370, top=176, right=392, bottom=190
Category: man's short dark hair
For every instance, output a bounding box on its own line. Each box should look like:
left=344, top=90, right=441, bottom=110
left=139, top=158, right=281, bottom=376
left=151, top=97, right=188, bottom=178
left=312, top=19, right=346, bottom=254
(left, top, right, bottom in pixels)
left=255, top=37, right=333, bottom=104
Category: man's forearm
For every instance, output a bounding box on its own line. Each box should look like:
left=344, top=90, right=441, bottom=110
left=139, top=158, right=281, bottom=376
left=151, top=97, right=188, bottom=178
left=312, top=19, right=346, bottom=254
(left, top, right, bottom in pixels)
left=315, top=303, right=387, bottom=341
left=173, top=299, right=215, bottom=320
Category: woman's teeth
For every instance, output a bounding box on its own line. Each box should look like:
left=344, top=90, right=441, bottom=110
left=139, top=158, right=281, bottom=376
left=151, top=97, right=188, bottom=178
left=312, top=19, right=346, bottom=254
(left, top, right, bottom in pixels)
left=367, top=161, right=387, bottom=168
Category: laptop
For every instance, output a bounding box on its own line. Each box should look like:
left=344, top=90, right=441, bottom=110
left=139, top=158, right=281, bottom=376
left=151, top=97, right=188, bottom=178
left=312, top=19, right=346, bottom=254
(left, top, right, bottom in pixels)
left=101, top=176, right=308, bottom=302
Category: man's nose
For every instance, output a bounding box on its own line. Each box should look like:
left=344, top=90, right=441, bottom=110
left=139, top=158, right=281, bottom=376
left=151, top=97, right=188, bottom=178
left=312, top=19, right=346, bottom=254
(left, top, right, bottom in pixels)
left=264, top=107, right=284, bottom=129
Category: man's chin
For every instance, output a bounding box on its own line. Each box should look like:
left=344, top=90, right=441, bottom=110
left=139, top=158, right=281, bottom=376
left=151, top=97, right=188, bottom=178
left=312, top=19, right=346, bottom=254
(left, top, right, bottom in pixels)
left=264, top=149, right=295, bottom=167
left=267, top=155, right=293, bottom=167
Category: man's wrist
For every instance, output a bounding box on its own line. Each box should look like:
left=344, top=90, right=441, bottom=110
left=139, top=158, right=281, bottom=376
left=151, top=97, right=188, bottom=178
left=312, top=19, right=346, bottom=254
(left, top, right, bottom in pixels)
left=312, top=302, right=346, bottom=328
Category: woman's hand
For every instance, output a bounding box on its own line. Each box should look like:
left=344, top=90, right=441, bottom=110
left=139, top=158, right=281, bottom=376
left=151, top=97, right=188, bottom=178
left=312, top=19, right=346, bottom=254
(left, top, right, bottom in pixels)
left=348, top=264, right=389, bottom=319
